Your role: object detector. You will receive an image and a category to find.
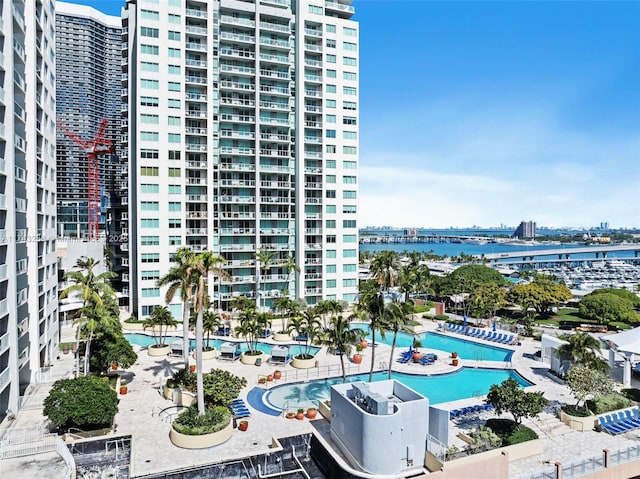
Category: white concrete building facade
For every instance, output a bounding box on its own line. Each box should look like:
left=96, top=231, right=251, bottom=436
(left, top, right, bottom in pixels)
left=0, top=0, right=59, bottom=420
left=123, top=0, right=359, bottom=319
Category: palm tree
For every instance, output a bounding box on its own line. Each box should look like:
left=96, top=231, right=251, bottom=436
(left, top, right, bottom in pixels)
left=256, top=249, right=275, bottom=312
left=315, top=299, right=344, bottom=329
left=280, top=253, right=300, bottom=294
left=157, top=247, right=196, bottom=370
left=287, top=307, right=321, bottom=359
left=59, top=257, right=117, bottom=376
left=369, top=251, right=401, bottom=290
left=321, top=316, right=363, bottom=383
left=202, top=307, right=221, bottom=351
left=192, top=251, right=230, bottom=415
left=354, top=282, right=387, bottom=382
left=383, top=300, right=417, bottom=379
left=273, top=296, right=299, bottom=334
left=143, top=305, right=177, bottom=348
left=234, top=308, right=269, bottom=355
left=558, top=331, right=608, bottom=372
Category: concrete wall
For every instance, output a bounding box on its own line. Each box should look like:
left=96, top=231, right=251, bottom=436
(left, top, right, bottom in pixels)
left=429, top=407, right=451, bottom=446
left=330, top=380, right=429, bottom=476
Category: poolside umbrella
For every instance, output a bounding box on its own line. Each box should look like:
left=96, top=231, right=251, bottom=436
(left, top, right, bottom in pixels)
left=463, top=316, right=467, bottom=327
left=493, top=321, right=497, bottom=332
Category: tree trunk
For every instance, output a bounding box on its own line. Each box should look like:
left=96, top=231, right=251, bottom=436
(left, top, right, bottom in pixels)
left=369, top=328, right=376, bottom=382
left=182, top=303, right=190, bottom=369
left=84, top=332, right=92, bottom=376
left=340, top=353, right=346, bottom=383
left=196, top=310, right=205, bottom=415
left=388, top=332, right=398, bottom=379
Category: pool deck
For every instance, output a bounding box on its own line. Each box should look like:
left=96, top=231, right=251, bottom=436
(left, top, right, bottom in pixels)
left=2, top=315, right=640, bottom=479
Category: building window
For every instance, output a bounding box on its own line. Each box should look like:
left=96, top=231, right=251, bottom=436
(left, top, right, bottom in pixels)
left=343, top=72, right=357, bottom=81
left=326, top=175, right=336, bottom=183
left=343, top=264, right=357, bottom=273
left=326, top=160, right=336, bottom=168
left=141, top=44, right=159, bottom=55
left=168, top=48, right=181, bottom=58
left=343, top=101, right=357, bottom=110
left=141, top=219, right=160, bottom=228
left=141, top=61, right=159, bottom=72
left=343, top=234, right=357, bottom=243
left=326, top=279, right=336, bottom=288
left=343, top=249, right=357, bottom=257
left=168, top=116, right=180, bottom=126
left=168, top=133, right=180, bottom=143
left=326, top=190, right=336, bottom=198
left=141, top=201, right=159, bottom=211
left=343, top=191, right=357, bottom=199
left=168, top=82, right=181, bottom=91
left=141, top=9, right=159, bottom=21
left=343, top=175, right=356, bottom=184
left=343, top=56, right=357, bottom=66
left=344, top=161, right=357, bottom=169
left=326, top=99, right=336, bottom=108
left=141, top=270, right=160, bottom=280
left=142, top=288, right=160, bottom=297
left=141, top=27, right=159, bottom=38
left=140, top=79, right=159, bottom=89
left=169, top=236, right=181, bottom=246
left=326, top=205, right=336, bottom=214
left=141, top=149, right=159, bottom=159
left=343, top=205, right=357, bottom=214
left=326, top=264, right=337, bottom=273
left=168, top=185, right=181, bottom=194
left=168, top=65, right=181, bottom=74
left=309, top=4, right=323, bottom=14
left=343, top=26, right=357, bottom=37
left=326, top=249, right=336, bottom=258
left=168, top=30, right=181, bottom=41
left=326, top=145, right=336, bottom=153
left=141, top=236, right=160, bottom=246
left=326, top=54, right=336, bottom=63
left=326, top=84, right=337, bottom=94
left=326, top=114, right=336, bottom=124
left=343, top=146, right=357, bottom=155
left=343, top=41, right=357, bottom=51
left=343, top=116, right=357, bottom=125
left=168, top=13, right=181, bottom=23
left=326, top=39, right=336, bottom=48
left=326, top=130, right=336, bottom=138
left=140, top=131, right=159, bottom=141
left=343, top=86, right=357, bottom=96
left=343, top=279, right=357, bottom=287
left=168, top=150, right=181, bottom=160
left=141, top=253, right=160, bottom=263
left=168, top=99, right=181, bottom=109
left=168, top=201, right=181, bottom=212
left=140, top=183, right=159, bottom=193
left=140, top=96, right=159, bottom=106
left=141, top=114, right=159, bottom=124
left=343, top=220, right=357, bottom=228
left=169, top=219, right=182, bottom=228
left=325, top=219, right=336, bottom=228
left=326, top=24, right=336, bottom=33
left=140, top=166, right=159, bottom=176
left=343, top=131, right=357, bottom=140
left=326, top=69, right=336, bottom=78
left=168, top=167, right=181, bottom=177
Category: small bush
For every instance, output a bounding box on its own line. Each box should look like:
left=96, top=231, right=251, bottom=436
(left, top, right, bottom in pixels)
left=561, top=404, right=592, bottom=417
left=124, top=317, right=142, bottom=324
left=434, top=314, right=449, bottom=321
left=422, top=313, right=434, bottom=319
left=167, top=369, right=197, bottom=391
left=172, top=405, right=231, bottom=435
left=414, top=304, right=431, bottom=313
left=621, top=388, right=640, bottom=402
left=485, top=418, right=538, bottom=446
left=504, top=424, right=538, bottom=445
left=587, top=393, right=635, bottom=414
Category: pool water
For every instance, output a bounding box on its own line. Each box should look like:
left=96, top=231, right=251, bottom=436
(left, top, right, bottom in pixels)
left=123, top=334, right=319, bottom=356
left=351, top=324, right=513, bottom=362
left=264, top=368, right=532, bottom=410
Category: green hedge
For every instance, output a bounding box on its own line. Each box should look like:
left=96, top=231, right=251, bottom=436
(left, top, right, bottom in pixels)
left=434, top=314, right=449, bottom=321
left=172, top=405, right=231, bottom=435
left=485, top=418, right=538, bottom=446
left=586, top=393, right=635, bottom=414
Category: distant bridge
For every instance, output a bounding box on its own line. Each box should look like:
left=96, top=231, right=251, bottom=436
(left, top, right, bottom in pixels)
left=481, top=244, right=640, bottom=262
left=359, top=234, right=494, bottom=245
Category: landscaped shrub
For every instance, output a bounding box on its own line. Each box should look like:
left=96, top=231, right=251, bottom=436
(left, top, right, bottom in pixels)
left=167, top=368, right=247, bottom=407
left=622, top=388, right=640, bottom=402
left=485, top=418, right=538, bottom=446
left=434, top=314, right=449, bottom=321
left=561, top=405, right=592, bottom=417
left=414, top=304, right=433, bottom=313
left=44, top=376, right=118, bottom=431
left=587, top=393, right=635, bottom=414
left=172, top=405, right=231, bottom=435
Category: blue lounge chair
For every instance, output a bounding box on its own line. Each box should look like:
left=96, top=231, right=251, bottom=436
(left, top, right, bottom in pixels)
left=482, top=404, right=494, bottom=411
left=449, top=409, right=461, bottom=419
left=501, top=335, right=514, bottom=344
left=494, top=333, right=505, bottom=343
left=618, top=411, right=640, bottom=428
left=476, top=330, right=488, bottom=339
left=484, top=332, right=497, bottom=341
left=599, top=416, right=624, bottom=435
left=419, top=356, right=434, bottom=366
left=232, top=407, right=251, bottom=418
left=423, top=353, right=438, bottom=361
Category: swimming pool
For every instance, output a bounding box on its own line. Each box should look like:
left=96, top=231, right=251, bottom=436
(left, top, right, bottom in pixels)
left=264, top=368, right=532, bottom=410
left=351, top=324, right=513, bottom=362
left=123, top=334, right=320, bottom=356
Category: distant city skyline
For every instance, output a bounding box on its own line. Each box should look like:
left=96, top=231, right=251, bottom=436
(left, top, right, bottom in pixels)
left=66, top=0, right=640, bottom=228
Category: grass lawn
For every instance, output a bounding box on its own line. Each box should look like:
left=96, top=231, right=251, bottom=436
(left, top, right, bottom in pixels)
left=535, top=309, right=632, bottom=331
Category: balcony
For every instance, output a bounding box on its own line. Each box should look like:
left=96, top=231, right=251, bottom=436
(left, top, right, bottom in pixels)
left=219, top=163, right=255, bottom=172
left=220, top=48, right=256, bottom=60
left=220, top=146, right=255, bottom=155
left=220, top=130, right=255, bottom=140
left=185, top=76, right=207, bottom=85
left=186, top=110, right=207, bottom=118
left=325, top=0, right=355, bottom=15
left=187, top=211, right=208, bottom=218
left=186, top=127, right=208, bottom=136
left=260, top=37, right=290, bottom=49
left=259, top=84, right=290, bottom=95
left=186, top=59, right=207, bottom=68
left=0, top=331, right=8, bottom=353
left=220, top=80, right=255, bottom=92
left=185, top=8, right=207, bottom=18
left=221, top=113, right=256, bottom=123
left=220, top=97, right=255, bottom=107
left=259, top=53, right=290, bottom=64
left=220, top=243, right=257, bottom=252
left=186, top=25, right=207, bottom=36
left=220, top=64, right=255, bottom=75
left=185, top=42, right=207, bottom=52
left=220, top=31, right=255, bottom=44
left=186, top=228, right=208, bottom=235
left=259, top=21, right=291, bottom=34
left=220, top=15, right=255, bottom=28
left=259, top=132, right=289, bottom=142
left=304, top=43, right=322, bottom=53
left=304, top=28, right=322, bottom=37
left=187, top=194, right=208, bottom=202
left=259, top=101, right=289, bottom=111
left=220, top=196, right=255, bottom=204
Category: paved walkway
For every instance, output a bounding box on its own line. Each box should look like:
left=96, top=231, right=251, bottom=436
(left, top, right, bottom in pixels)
left=2, top=316, right=640, bottom=478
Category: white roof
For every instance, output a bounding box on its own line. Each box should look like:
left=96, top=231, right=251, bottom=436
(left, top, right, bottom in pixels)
left=602, top=327, right=640, bottom=355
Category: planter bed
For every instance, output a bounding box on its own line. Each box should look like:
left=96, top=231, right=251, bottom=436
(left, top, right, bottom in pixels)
left=169, top=420, right=233, bottom=449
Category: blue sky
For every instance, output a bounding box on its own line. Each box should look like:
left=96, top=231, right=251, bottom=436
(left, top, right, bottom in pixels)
left=68, top=0, right=640, bottom=229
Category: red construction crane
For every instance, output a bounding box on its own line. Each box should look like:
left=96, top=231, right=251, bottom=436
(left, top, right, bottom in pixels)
left=57, top=118, right=114, bottom=241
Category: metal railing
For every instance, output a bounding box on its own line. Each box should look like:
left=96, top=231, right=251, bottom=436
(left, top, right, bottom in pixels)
left=426, top=432, right=447, bottom=462
left=609, top=444, right=640, bottom=466
left=0, top=425, right=56, bottom=459
left=274, top=362, right=364, bottom=385
left=56, top=436, right=76, bottom=479
left=562, top=455, right=605, bottom=478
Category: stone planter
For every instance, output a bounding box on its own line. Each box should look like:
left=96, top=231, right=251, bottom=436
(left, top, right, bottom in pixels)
left=163, top=385, right=196, bottom=406
left=169, top=420, right=233, bottom=449
left=241, top=351, right=265, bottom=366
left=191, top=348, right=218, bottom=360
left=558, top=408, right=598, bottom=431
left=291, top=355, right=316, bottom=369
left=148, top=344, right=171, bottom=356
left=319, top=400, right=331, bottom=421
left=273, top=332, right=292, bottom=342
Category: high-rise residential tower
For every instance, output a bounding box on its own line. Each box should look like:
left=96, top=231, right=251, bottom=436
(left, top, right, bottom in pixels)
left=0, top=0, right=59, bottom=420
left=513, top=221, right=536, bottom=239
left=123, top=0, right=359, bottom=319
left=55, top=3, right=129, bottom=304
